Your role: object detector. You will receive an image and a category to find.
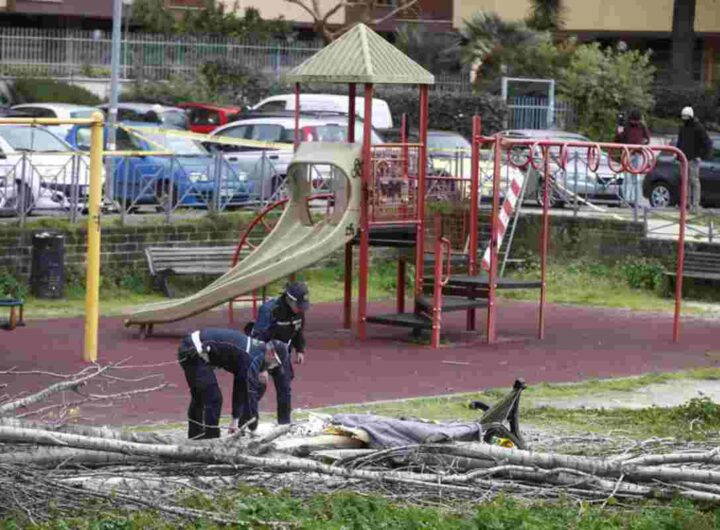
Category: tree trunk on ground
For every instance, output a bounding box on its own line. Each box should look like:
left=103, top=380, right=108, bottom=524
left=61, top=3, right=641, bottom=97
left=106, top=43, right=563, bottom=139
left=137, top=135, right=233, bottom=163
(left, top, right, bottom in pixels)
left=671, top=0, right=697, bottom=84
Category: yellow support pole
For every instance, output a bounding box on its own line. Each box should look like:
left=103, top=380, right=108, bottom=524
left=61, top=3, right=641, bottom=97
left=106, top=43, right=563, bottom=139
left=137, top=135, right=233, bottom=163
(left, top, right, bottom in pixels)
left=84, top=112, right=105, bottom=363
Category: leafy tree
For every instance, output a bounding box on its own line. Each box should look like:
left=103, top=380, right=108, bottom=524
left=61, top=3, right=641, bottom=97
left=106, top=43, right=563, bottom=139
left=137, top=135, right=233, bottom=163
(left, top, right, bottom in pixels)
left=460, top=11, right=541, bottom=85
left=394, top=23, right=461, bottom=74
left=131, top=1, right=289, bottom=39
left=558, top=42, right=655, bottom=140
left=526, top=0, right=565, bottom=32
left=130, top=0, right=176, bottom=33
left=670, top=0, right=697, bottom=84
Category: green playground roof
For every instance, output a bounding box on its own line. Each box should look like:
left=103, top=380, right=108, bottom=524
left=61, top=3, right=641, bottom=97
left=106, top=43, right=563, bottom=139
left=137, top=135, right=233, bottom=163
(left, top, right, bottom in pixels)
left=285, top=23, right=434, bottom=86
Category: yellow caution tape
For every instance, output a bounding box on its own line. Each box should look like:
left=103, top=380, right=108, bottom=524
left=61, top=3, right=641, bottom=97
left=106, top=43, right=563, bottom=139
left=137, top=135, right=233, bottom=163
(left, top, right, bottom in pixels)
left=121, top=125, right=294, bottom=150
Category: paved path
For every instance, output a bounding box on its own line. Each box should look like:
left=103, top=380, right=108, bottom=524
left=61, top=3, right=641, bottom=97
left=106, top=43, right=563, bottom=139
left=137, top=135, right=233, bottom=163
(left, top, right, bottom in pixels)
left=1, top=301, right=718, bottom=426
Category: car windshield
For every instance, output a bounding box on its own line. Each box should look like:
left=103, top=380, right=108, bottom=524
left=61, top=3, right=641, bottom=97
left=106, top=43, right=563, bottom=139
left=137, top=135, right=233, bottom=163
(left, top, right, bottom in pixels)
left=0, top=126, right=68, bottom=152
left=70, top=109, right=96, bottom=119
left=289, top=123, right=383, bottom=144
left=141, top=132, right=207, bottom=155
left=428, top=133, right=471, bottom=150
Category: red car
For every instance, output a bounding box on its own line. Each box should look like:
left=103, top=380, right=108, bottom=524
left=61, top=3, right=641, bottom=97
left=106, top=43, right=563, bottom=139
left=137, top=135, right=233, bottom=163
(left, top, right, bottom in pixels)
left=178, top=102, right=244, bottom=134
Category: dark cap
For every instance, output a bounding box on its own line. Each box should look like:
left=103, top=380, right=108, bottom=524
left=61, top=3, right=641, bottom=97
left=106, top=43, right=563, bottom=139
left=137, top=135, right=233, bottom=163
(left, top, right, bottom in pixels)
left=284, top=281, right=310, bottom=311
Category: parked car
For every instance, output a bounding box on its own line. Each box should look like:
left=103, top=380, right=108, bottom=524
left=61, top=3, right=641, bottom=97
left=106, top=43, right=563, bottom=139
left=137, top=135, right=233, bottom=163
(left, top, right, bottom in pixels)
left=642, top=135, right=720, bottom=207
left=97, top=103, right=189, bottom=130
left=178, top=102, right=243, bottom=134
left=0, top=124, right=93, bottom=214
left=500, top=129, right=627, bottom=207
left=208, top=114, right=385, bottom=195
left=251, top=94, right=394, bottom=130
left=66, top=123, right=253, bottom=211
left=11, top=103, right=100, bottom=138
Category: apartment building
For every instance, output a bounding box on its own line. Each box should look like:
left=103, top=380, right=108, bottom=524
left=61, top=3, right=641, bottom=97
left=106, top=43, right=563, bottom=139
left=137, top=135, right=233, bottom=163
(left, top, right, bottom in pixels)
left=453, top=0, right=720, bottom=84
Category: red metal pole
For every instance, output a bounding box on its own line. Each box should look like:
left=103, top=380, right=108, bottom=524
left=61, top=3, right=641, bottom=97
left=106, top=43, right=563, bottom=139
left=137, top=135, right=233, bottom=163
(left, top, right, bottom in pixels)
left=357, top=83, right=374, bottom=340
left=538, top=151, right=551, bottom=340
left=674, top=156, right=689, bottom=342
left=397, top=255, right=406, bottom=313
left=431, top=212, right=444, bottom=348
left=294, top=82, right=300, bottom=151
left=228, top=301, right=234, bottom=325
left=348, top=84, right=356, bottom=143
left=485, top=134, right=501, bottom=344
left=415, top=86, right=429, bottom=304
left=343, top=241, right=353, bottom=328
left=467, top=116, right=481, bottom=331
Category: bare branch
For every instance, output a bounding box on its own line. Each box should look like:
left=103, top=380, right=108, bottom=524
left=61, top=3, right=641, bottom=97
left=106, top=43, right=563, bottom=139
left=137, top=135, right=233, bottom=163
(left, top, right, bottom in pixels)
left=0, top=366, right=111, bottom=417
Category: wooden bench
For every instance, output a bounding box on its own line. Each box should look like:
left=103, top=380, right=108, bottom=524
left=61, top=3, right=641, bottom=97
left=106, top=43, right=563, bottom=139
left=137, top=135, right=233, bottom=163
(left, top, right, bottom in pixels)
left=665, top=251, right=720, bottom=292
left=145, top=246, right=239, bottom=297
left=0, top=299, right=24, bottom=331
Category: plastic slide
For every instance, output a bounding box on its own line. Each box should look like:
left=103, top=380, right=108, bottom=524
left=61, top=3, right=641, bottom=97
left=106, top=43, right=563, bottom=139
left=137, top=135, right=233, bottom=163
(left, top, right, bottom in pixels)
left=125, top=142, right=362, bottom=326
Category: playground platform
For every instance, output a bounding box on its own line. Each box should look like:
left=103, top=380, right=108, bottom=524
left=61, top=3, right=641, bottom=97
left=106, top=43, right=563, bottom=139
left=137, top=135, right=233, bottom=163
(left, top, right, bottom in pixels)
left=1, top=300, right=719, bottom=426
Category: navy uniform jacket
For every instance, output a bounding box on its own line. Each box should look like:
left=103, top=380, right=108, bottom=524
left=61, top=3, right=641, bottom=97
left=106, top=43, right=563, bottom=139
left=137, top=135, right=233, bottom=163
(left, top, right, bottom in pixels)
left=178, top=328, right=265, bottom=429
left=253, top=296, right=306, bottom=353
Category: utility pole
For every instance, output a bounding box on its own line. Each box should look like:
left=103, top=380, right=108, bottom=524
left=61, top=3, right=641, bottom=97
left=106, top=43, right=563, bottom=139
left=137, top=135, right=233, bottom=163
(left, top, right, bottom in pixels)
left=106, top=0, right=123, bottom=201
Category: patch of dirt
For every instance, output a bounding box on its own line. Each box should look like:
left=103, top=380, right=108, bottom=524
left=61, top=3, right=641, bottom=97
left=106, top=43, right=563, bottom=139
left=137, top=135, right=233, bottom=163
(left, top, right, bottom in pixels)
left=532, top=379, right=720, bottom=410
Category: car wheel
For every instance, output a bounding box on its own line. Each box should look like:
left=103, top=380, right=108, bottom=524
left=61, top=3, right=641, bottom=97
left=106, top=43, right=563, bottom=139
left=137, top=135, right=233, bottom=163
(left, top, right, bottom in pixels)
left=155, top=181, right=179, bottom=212
left=649, top=182, right=675, bottom=208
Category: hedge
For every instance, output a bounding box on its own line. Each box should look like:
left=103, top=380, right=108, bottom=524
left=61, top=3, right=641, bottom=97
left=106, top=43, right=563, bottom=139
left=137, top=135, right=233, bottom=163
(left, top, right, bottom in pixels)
left=651, top=83, right=719, bottom=127
left=379, top=89, right=507, bottom=138
left=13, top=78, right=101, bottom=106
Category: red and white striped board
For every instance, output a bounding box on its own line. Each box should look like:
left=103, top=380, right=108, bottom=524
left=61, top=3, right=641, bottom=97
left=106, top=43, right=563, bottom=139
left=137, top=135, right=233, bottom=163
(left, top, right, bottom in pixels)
left=481, top=173, right=525, bottom=272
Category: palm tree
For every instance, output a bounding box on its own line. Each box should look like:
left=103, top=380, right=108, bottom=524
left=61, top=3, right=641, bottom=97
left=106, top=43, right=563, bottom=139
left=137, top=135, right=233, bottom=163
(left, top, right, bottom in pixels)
left=670, top=0, right=697, bottom=84
left=526, top=0, right=565, bottom=32
left=461, top=11, right=538, bottom=84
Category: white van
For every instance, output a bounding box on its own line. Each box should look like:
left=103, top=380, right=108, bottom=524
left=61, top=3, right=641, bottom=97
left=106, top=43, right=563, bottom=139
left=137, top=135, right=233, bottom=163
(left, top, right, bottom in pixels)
left=251, top=94, right=394, bottom=130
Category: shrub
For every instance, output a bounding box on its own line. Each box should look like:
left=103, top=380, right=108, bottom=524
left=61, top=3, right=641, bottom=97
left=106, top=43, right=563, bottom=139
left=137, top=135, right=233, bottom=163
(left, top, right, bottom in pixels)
left=651, top=83, right=719, bottom=129
left=13, top=78, right=101, bottom=106
left=619, top=258, right=665, bottom=291
left=380, top=89, right=508, bottom=137
left=558, top=43, right=655, bottom=140
left=0, top=269, right=27, bottom=299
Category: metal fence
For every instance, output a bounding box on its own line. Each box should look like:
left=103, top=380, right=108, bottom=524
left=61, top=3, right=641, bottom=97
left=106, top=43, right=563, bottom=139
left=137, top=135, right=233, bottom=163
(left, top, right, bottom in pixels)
left=0, top=28, right=321, bottom=81
left=0, top=27, right=473, bottom=91
left=506, top=96, right=575, bottom=130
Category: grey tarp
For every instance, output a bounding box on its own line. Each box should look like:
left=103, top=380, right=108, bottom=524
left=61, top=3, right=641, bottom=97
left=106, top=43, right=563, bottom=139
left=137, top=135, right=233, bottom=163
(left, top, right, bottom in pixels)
left=331, top=414, right=483, bottom=449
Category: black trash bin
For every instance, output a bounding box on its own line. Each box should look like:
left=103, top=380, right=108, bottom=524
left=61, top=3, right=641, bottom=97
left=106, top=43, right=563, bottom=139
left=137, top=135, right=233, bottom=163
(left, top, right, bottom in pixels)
left=31, top=232, right=65, bottom=299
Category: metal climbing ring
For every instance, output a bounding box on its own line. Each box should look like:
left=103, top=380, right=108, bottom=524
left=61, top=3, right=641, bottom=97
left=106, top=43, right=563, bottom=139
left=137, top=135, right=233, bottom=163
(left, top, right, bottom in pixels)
left=586, top=143, right=602, bottom=173
left=528, top=142, right=547, bottom=172
left=557, top=143, right=570, bottom=171
left=607, top=146, right=627, bottom=174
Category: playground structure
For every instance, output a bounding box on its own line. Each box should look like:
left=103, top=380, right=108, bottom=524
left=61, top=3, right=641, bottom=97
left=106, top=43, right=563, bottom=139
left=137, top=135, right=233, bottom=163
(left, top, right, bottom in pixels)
left=125, top=23, right=690, bottom=348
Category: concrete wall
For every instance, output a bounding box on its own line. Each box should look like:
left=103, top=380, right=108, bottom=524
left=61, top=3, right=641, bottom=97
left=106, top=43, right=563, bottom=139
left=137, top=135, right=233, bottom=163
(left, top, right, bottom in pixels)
left=0, top=212, right=710, bottom=286
left=452, top=0, right=720, bottom=33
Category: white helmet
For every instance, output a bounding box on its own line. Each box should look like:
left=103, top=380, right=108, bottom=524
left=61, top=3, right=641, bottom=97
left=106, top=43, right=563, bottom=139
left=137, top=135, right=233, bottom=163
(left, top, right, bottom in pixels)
left=681, top=106, right=694, bottom=119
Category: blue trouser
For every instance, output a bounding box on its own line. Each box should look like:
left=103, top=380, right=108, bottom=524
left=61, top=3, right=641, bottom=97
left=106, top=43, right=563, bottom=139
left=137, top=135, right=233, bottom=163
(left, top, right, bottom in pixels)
left=271, top=345, right=294, bottom=425
left=181, top=356, right=223, bottom=439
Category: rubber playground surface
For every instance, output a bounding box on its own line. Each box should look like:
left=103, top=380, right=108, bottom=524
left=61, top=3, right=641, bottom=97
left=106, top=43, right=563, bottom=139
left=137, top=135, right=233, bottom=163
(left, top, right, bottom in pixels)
left=2, top=300, right=719, bottom=426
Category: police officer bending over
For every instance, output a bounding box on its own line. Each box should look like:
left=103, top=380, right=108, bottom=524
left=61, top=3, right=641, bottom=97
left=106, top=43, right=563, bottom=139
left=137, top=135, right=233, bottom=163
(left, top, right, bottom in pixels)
left=177, top=328, right=290, bottom=440
left=243, top=282, right=309, bottom=427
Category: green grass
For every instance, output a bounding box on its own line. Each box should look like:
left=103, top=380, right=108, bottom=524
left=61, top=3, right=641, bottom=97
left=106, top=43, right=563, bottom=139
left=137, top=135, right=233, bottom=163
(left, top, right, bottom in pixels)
left=2, top=490, right=719, bottom=529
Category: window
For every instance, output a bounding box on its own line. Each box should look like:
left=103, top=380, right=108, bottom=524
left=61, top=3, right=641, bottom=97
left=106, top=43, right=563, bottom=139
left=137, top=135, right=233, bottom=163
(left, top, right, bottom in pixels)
left=251, top=124, right=283, bottom=142
left=163, top=111, right=189, bottom=130
left=220, top=125, right=249, bottom=139
left=256, top=101, right=287, bottom=113
left=19, top=107, right=56, bottom=118
left=189, top=108, right=221, bottom=126
left=0, top=126, right=68, bottom=152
